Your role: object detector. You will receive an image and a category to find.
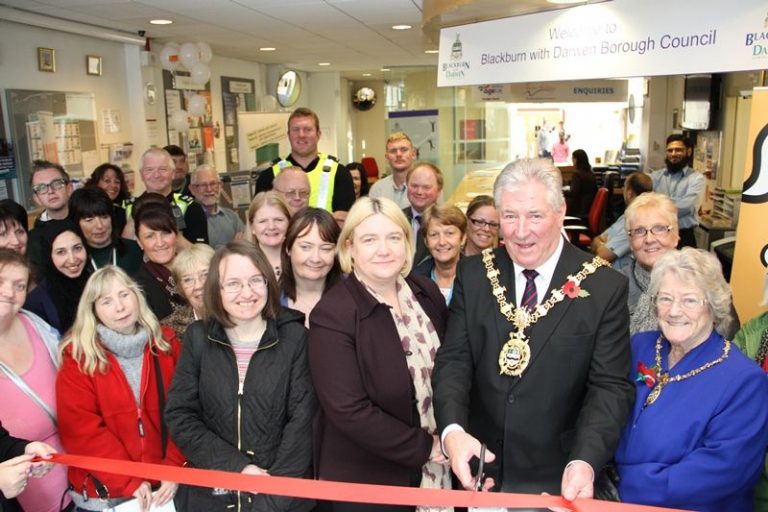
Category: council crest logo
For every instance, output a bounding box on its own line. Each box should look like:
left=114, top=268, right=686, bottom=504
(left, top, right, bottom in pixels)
left=451, top=34, right=463, bottom=60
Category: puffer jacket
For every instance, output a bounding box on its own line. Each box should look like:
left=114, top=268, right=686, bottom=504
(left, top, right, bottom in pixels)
left=166, top=309, right=316, bottom=512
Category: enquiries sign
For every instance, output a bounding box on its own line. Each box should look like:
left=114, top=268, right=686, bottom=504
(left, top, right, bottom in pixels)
left=438, top=0, right=768, bottom=86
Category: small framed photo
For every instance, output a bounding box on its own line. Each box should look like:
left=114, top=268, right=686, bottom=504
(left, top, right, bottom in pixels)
left=38, top=47, right=56, bottom=72
left=86, top=55, right=102, bottom=76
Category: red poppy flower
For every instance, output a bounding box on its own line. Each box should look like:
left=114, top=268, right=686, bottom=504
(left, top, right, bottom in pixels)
left=562, top=280, right=580, bottom=299
left=637, top=362, right=657, bottom=388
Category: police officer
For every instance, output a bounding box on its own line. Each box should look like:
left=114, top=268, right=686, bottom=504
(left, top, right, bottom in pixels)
left=128, top=148, right=209, bottom=244
left=255, top=108, right=355, bottom=217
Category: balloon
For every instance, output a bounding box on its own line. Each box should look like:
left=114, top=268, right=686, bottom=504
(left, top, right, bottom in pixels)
left=189, top=62, right=211, bottom=85
left=179, top=42, right=200, bottom=70
left=159, top=43, right=179, bottom=71
left=197, top=42, right=213, bottom=64
left=187, top=94, right=207, bottom=117
left=171, top=110, right=189, bottom=132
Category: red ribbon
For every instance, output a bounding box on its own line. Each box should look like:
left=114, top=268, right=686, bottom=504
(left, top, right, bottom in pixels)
left=44, top=453, right=691, bottom=511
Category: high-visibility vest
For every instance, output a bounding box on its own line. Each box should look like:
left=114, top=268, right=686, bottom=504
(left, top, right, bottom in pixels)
left=272, top=153, right=339, bottom=211
left=125, top=193, right=192, bottom=230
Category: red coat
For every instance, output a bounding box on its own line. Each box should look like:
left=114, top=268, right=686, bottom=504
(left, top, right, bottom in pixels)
left=56, top=326, right=186, bottom=499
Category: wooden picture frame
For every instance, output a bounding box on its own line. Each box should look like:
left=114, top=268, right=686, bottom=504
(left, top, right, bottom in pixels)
left=86, top=55, right=102, bottom=76
left=38, top=47, right=55, bottom=72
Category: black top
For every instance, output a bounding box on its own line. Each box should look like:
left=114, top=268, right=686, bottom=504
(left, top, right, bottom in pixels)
left=565, top=168, right=598, bottom=219
left=255, top=154, right=355, bottom=211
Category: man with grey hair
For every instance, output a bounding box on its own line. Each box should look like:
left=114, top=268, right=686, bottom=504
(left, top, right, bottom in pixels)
left=273, top=166, right=311, bottom=214
left=189, top=164, right=244, bottom=249
left=131, top=147, right=208, bottom=244
left=433, top=158, right=634, bottom=503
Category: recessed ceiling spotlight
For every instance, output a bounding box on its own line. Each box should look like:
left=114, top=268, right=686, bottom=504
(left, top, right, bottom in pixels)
left=362, top=73, right=372, bottom=77
left=380, top=67, right=390, bottom=72
left=424, top=49, right=439, bottom=54
left=149, top=19, right=173, bottom=25
left=318, top=62, right=331, bottom=66
left=392, top=24, right=412, bottom=30
left=259, top=47, right=276, bottom=51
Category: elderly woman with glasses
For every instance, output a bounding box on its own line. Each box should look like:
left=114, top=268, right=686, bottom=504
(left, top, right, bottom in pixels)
left=166, top=241, right=315, bottom=512
left=620, top=192, right=680, bottom=334
left=614, top=248, right=768, bottom=512
left=462, top=195, right=499, bottom=257
left=164, top=244, right=215, bottom=338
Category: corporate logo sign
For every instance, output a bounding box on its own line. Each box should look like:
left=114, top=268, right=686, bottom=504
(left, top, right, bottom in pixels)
left=443, top=34, right=470, bottom=80
left=744, top=13, right=768, bottom=59
left=437, top=0, right=768, bottom=87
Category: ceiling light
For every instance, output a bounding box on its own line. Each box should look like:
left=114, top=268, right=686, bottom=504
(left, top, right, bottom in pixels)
left=546, top=0, right=583, bottom=3
left=424, top=49, right=438, bottom=54
left=362, top=73, right=372, bottom=77
left=149, top=19, right=173, bottom=25
left=318, top=62, right=331, bottom=66
left=259, top=47, right=276, bottom=51
left=380, top=67, right=390, bottom=72
left=392, top=24, right=412, bottom=30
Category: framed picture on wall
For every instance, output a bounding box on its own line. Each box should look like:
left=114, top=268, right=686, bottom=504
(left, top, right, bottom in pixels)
left=37, top=48, right=55, bottom=72
left=86, top=55, right=102, bottom=76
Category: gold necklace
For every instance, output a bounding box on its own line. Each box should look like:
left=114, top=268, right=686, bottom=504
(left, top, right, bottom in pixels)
left=644, top=335, right=730, bottom=406
left=482, top=249, right=607, bottom=377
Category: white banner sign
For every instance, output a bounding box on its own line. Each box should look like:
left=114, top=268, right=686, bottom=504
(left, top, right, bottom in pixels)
left=438, top=0, right=768, bottom=87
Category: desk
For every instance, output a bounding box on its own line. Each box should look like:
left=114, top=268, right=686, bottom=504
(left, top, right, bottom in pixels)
left=447, top=168, right=501, bottom=211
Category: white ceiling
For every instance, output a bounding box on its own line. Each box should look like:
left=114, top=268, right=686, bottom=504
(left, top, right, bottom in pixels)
left=0, top=0, right=586, bottom=78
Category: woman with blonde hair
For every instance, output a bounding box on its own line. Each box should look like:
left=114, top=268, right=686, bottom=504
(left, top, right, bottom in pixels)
left=166, top=244, right=215, bottom=337
left=247, top=191, right=291, bottom=279
left=56, top=266, right=185, bottom=511
left=309, top=197, right=450, bottom=512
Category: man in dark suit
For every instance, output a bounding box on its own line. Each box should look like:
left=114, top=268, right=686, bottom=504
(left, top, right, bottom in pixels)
left=433, top=158, right=635, bottom=504
left=402, top=162, right=443, bottom=267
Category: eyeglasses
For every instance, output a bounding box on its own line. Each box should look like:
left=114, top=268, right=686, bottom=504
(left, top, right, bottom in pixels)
left=32, top=178, right=68, bottom=195
left=627, top=224, right=672, bottom=239
left=180, top=271, right=209, bottom=288
left=275, top=188, right=310, bottom=199
left=654, top=294, right=707, bottom=311
left=469, top=217, right=499, bottom=229
left=221, top=275, right=268, bottom=294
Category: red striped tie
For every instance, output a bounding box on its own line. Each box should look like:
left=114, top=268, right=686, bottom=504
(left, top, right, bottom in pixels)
left=521, top=269, right=538, bottom=311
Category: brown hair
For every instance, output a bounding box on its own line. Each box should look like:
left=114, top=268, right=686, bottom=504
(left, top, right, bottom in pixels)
left=465, top=194, right=496, bottom=219
left=0, top=248, right=30, bottom=288
left=288, top=107, right=320, bottom=132
left=279, top=208, right=341, bottom=301
left=406, top=161, right=444, bottom=190
left=421, top=204, right=468, bottom=238
left=246, top=191, right=291, bottom=245
left=204, top=241, right=281, bottom=328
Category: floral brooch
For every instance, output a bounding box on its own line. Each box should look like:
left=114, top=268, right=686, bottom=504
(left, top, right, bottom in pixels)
left=636, top=361, right=658, bottom=388
left=562, top=279, right=590, bottom=299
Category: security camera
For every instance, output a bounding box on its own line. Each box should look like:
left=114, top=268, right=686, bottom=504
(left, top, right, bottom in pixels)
left=138, top=30, right=146, bottom=37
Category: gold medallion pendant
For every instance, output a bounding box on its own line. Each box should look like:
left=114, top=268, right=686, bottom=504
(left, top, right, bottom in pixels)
left=499, top=331, right=531, bottom=376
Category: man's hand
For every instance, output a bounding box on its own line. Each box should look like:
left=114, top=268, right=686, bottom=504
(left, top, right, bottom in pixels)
left=241, top=464, right=269, bottom=476
left=443, top=430, right=495, bottom=491
left=561, top=461, right=593, bottom=501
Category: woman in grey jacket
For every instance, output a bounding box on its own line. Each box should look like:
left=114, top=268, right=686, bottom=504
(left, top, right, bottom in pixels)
left=166, top=241, right=316, bottom=511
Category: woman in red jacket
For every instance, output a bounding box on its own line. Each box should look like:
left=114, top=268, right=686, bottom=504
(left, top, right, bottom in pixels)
left=56, top=265, right=185, bottom=511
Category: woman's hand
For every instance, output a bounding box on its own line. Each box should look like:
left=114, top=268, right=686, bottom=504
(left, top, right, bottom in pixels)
left=152, top=480, right=178, bottom=506
left=24, top=441, right=56, bottom=478
left=0, top=454, right=32, bottom=498
left=429, top=434, right=448, bottom=464
left=132, top=480, right=153, bottom=512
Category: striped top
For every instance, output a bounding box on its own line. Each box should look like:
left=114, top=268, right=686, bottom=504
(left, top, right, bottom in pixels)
left=230, top=339, right=259, bottom=383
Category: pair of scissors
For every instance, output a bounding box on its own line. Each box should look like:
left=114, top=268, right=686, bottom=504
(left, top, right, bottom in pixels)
left=474, top=444, right=486, bottom=491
